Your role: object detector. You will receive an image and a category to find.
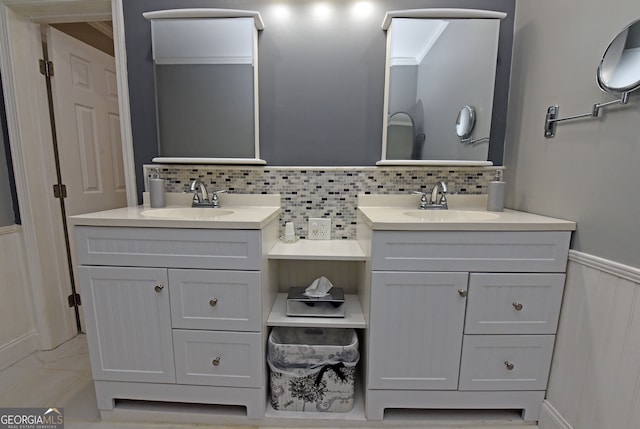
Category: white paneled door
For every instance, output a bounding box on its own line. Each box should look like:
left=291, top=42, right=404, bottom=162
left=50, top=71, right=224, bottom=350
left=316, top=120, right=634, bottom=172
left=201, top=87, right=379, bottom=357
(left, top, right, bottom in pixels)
left=47, top=26, right=126, bottom=216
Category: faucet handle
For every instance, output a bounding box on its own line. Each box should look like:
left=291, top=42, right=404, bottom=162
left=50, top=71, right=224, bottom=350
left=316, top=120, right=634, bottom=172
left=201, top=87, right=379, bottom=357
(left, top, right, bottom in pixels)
left=413, top=191, right=428, bottom=209
left=211, top=190, right=227, bottom=207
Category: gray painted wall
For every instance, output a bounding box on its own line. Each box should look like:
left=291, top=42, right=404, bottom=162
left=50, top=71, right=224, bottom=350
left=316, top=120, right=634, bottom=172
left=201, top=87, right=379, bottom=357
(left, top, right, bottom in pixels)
left=506, top=0, right=640, bottom=268
left=124, top=0, right=514, bottom=199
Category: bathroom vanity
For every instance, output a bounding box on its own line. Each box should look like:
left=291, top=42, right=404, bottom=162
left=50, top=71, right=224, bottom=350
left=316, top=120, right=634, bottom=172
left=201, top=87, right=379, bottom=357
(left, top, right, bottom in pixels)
left=357, top=195, right=575, bottom=421
left=70, top=195, right=281, bottom=419
left=71, top=193, right=575, bottom=425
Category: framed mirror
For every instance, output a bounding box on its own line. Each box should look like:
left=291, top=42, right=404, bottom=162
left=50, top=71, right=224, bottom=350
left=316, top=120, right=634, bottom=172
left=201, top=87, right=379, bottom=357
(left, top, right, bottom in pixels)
left=378, top=9, right=506, bottom=166
left=144, top=9, right=266, bottom=164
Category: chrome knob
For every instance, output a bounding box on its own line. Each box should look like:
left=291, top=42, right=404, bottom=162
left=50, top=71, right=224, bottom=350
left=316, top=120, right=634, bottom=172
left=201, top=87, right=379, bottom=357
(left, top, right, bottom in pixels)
left=212, top=357, right=221, bottom=366
left=154, top=285, right=164, bottom=293
left=209, top=297, right=218, bottom=307
left=505, top=361, right=514, bottom=371
left=458, top=289, right=468, bottom=297
left=513, top=302, right=523, bottom=311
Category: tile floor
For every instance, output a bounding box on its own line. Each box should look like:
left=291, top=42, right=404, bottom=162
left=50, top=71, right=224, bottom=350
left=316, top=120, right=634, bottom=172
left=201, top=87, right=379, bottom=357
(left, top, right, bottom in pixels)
left=0, top=335, right=538, bottom=429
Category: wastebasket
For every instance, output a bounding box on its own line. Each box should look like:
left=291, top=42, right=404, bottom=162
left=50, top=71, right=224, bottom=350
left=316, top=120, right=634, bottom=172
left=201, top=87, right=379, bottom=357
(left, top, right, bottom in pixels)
left=268, top=327, right=359, bottom=412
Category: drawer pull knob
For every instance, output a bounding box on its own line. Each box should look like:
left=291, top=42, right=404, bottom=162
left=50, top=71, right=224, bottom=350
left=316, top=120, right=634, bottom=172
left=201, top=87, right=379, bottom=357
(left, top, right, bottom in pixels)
left=154, top=285, right=164, bottom=293
left=209, top=297, right=218, bottom=307
left=505, top=361, right=515, bottom=371
left=212, top=357, right=221, bottom=366
left=458, top=289, right=468, bottom=297
left=513, top=302, right=523, bottom=311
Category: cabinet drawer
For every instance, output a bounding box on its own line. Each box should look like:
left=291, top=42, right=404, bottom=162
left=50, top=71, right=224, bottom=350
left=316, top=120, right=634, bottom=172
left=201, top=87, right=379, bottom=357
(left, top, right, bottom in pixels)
left=465, top=274, right=565, bottom=334
left=371, top=231, right=570, bottom=272
left=169, top=269, right=261, bottom=332
left=458, top=335, right=555, bottom=391
left=173, top=330, right=262, bottom=388
left=75, top=226, right=261, bottom=270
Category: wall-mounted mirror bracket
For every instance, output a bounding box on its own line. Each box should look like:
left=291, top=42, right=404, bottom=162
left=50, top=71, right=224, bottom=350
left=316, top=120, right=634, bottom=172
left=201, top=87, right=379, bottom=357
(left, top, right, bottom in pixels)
left=544, top=92, right=630, bottom=138
left=461, top=136, right=490, bottom=145
left=545, top=17, right=640, bottom=139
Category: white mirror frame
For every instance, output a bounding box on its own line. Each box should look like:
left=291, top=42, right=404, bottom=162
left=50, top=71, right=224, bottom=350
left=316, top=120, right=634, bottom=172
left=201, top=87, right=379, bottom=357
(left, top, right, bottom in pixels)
left=144, top=9, right=266, bottom=165
left=377, top=8, right=506, bottom=167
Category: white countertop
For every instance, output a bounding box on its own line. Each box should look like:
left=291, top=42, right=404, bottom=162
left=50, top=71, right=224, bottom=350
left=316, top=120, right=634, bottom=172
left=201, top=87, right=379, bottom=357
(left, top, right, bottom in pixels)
left=69, top=193, right=281, bottom=229
left=358, top=194, right=576, bottom=231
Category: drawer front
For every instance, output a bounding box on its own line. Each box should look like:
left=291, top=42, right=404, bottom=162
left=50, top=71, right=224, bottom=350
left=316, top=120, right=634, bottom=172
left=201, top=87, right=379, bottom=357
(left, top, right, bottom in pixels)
left=371, top=231, right=570, bottom=272
left=458, top=335, right=555, bottom=391
left=465, top=274, right=565, bottom=335
left=173, top=330, right=262, bottom=388
left=75, top=226, right=261, bottom=270
left=169, top=269, right=261, bottom=332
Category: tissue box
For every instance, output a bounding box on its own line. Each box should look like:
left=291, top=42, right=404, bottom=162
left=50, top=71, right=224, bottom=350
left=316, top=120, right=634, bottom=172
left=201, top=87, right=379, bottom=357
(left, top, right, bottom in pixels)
left=286, top=287, right=345, bottom=318
left=268, top=327, right=359, bottom=412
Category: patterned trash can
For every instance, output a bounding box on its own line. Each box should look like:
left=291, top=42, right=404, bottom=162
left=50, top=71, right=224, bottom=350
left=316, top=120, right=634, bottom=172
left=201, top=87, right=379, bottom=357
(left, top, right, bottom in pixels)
left=268, top=327, right=359, bottom=412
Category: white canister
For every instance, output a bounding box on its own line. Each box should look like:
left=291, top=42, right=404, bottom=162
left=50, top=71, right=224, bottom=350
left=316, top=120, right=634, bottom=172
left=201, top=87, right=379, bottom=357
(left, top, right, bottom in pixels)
left=284, top=222, right=296, bottom=242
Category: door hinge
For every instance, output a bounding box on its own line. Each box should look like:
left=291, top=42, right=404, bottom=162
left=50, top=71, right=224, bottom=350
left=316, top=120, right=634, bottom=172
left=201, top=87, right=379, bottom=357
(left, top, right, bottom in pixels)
left=39, top=59, right=54, bottom=77
left=53, top=183, right=67, bottom=199
left=68, top=293, right=81, bottom=307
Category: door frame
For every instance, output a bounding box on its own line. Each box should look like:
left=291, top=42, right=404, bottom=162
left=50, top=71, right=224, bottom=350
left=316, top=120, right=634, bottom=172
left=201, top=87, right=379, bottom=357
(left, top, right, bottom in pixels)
left=0, top=0, right=137, bottom=349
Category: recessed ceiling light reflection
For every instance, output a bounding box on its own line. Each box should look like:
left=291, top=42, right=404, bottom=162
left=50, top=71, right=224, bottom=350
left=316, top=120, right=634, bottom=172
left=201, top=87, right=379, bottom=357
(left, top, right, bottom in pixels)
left=313, top=2, right=333, bottom=21
left=270, top=4, right=291, bottom=22
left=352, top=1, right=373, bottom=19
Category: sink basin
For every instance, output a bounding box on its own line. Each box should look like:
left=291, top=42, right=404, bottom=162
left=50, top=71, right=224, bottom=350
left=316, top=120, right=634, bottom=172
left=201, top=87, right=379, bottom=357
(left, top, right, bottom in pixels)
left=403, top=210, right=500, bottom=222
left=140, top=208, right=234, bottom=219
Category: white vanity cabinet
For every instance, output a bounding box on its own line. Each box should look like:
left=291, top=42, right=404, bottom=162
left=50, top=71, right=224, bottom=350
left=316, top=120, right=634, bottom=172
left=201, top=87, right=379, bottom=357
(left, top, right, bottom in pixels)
left=364, top=229, right=571, bottom=421
left=75, top=224, right=277, bottom=419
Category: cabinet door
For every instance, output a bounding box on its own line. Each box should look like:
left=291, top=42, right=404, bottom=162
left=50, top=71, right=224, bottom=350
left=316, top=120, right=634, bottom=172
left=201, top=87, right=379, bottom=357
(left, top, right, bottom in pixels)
left=368, top=271, right=469, bottom=390
left=79, top=266, right=175, bottom=383
left=169, top=269, right=261, bottom=332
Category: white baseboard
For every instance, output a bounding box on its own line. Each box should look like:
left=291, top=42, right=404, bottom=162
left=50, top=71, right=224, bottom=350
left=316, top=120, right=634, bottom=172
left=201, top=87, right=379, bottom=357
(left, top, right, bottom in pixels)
left=0, top=330, right=39, bottom=371
left=538, top=399, right=574, bottom=429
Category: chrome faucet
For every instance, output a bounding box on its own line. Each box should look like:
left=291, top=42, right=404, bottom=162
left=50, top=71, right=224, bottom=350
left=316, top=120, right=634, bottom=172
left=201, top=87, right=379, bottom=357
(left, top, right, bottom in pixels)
left=430, top=181, right=448, bottom=209
left=413, top=181, right=448, bottom=210
left=190, top=180, right=227, bottom=208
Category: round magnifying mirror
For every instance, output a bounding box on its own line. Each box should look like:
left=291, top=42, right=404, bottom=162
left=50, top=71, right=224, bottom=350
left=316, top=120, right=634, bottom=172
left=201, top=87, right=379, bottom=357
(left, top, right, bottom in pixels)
left=597, top=18, right=640, bottom=94
left=456, top=106, right=476, bottom=139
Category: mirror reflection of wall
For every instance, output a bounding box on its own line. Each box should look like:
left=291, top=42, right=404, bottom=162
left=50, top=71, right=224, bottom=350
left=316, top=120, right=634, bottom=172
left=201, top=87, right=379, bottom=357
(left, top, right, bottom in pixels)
left=381, top=10, right=505, bottom=164
left=144, top=10, right=265, bottom=164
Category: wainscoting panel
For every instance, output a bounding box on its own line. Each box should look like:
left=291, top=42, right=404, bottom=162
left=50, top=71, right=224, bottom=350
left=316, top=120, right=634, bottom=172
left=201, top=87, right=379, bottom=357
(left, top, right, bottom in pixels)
left=541, top=251, right=640, bottom=429
left=0, top=226, right=38, bottom=370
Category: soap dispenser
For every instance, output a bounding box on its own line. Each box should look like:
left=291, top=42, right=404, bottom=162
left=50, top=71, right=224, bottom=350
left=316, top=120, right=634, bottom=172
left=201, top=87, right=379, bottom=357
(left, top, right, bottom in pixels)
left=487, top=172, right=505, bottom=212
left=149, top=168, right=166, bottom=208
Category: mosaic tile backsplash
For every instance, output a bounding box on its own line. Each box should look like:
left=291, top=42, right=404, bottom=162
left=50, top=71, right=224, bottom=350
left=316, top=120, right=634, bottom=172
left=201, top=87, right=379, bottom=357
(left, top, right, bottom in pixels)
left=146, top=165, right=504, bottom=239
